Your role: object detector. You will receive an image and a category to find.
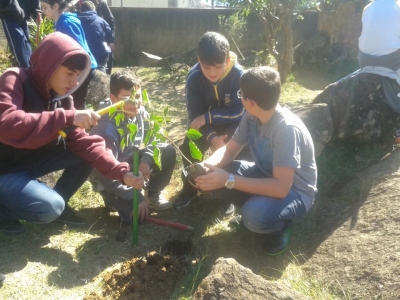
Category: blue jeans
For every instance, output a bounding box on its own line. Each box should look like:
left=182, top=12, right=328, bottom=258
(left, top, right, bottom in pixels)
left=0, top=146, right=92, bottom=223
left=212, top=161, right=308, bottom=234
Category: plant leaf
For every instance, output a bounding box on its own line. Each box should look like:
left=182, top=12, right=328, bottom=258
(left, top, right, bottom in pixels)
left=153, top=146, right=161, bottom=170
left=109, top=106, right=117, bottom=116
left=127, top=123, right=138, bottom=145
left=142, top=89, right=150, bottom=106
left=120, top=137, right=126, bottom=151
left=153, top=120, right=160, bottom=135
left=127, top=123, right=138, bottom=139
left=144, top=128, right=153, bottom=146
left=163, top=106, right=169, bottom=118
left=187, top=128, right=203, bottom=140
left=117, top=128, right=125, bottom=137
left=115, top=113, right=124, bottom=127
left=189, top=140, right=202, bottom=161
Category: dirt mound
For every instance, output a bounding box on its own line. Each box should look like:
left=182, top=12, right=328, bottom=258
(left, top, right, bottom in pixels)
left=84, top=251, right=184, bottom=300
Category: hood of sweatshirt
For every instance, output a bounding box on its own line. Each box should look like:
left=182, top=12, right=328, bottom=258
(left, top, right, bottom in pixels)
left=217, top=51, right=237, bottom=83
left=29, top=32, right=91, bottom=102
left=77, top=10, right=97, bottom=24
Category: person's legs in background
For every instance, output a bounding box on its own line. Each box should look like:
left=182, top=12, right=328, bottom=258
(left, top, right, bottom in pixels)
left=106, top=52, right=113, bottom=75
left=1, top=19, right=31, bottom=68
left=72, top=68, right=96, bottom=109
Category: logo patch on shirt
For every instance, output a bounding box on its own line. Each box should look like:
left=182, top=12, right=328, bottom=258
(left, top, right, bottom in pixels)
left=225, top=94, right=231, bottom=106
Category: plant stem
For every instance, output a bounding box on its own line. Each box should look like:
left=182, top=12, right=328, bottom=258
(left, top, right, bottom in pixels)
left=132, top=146, right=139, bottom=246
left=162, top=134, right=193, bottom=166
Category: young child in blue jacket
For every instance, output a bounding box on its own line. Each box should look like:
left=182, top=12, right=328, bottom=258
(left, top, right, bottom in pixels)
left=78, top=1, right=114, bottom=73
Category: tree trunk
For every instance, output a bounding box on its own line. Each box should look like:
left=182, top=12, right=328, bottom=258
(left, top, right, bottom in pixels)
left=274, top=14, right=294, bottom=84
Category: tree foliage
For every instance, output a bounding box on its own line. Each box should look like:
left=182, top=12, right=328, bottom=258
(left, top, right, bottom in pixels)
left=225, top=0, right=317, bottom=83
left=319, top=0, right=365, bottom=11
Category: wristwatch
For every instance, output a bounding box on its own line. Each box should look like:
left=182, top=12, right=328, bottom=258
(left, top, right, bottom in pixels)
left=225, top=174, right=235, bottom=189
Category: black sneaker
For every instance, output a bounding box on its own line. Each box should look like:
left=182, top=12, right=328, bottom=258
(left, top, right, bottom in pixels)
left=264, top=222, right=293, bottom=256
left=0, top=218, right=25, bottom=235
left=219, top=202, right=236, bottom=217
left=0, top=273, right=5, bottom=285
left=56, top=206, right=87, bottom=227
left=173, top=192, right=199, bottom=209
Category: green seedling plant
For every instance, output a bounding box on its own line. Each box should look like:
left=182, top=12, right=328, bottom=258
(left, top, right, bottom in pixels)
left=28, top=17, right=55, bottom=50
left=109, top=89, right=202, bottom=245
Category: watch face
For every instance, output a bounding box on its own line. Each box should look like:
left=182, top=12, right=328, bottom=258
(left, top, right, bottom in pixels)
left=225, top=180, right=235, bottom=189
left=225, top=174, right=235, bottom=189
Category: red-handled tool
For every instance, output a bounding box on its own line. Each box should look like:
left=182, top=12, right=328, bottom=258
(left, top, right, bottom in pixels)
left=147, top=217, right=194, bottom=230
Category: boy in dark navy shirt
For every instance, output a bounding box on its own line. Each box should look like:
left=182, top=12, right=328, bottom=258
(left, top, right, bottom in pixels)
left=174, top=31, right=245, bottom=214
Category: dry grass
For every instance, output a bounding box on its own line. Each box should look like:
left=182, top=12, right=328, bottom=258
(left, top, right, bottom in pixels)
left=0, top=66, right=336, bottom=300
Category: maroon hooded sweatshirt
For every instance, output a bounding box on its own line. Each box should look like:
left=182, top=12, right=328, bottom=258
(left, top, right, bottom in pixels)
left=0, top=32, right=129, bottom=183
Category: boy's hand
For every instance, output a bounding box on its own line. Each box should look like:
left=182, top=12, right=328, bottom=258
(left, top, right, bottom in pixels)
left=74, top=110, right=101, bottom=129
left=194, top=164, right=229, bottom=191
left=129, top=200, right=149, bottom=223
left=123, top=172, right=144, bottom=189
left=139, top=161, right=151, bottom=182
left=190, top=115, right=206, bottom=130
left=210, top=134, right=227, bottom=151
left=138, top=201, right=149, bottom=222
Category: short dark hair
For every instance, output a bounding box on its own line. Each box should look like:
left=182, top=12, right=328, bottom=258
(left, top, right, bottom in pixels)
left=240, top=66, right=281, bottom=111
left=197, top=32, right=230, bottom=65
left=81, top=1, right=95, bottom=11
left=110, top=71, right=141, bottom=97
left=40, top=0, right=73, bottom=12
left=61, top=54, right=87, bottom=71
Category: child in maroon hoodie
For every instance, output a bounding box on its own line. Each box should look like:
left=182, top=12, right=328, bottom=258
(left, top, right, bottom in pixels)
left=0, top=32, right=144, bottom=234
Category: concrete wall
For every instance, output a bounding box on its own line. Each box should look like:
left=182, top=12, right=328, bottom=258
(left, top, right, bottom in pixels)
left=111, top=8, right=263, bottom=65
left=111, top=7, right=321, bottom=66
left=0, top=5, right=360, bottom=66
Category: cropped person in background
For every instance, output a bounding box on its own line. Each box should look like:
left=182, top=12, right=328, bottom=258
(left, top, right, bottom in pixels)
left=78, top=1, right=114, bottom=73
left=88, top=0, right=114, bottom=74
left=358, top=0, right=400, bottom=142
left=41, top=0, right=98, bottom=109
left=0, top=0, right=42, bottom=68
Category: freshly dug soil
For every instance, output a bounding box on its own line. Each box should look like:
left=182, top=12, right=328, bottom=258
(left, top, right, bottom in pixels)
left=84, top=251, right=184, bottom=300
